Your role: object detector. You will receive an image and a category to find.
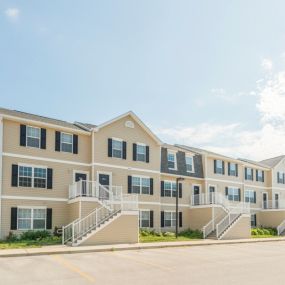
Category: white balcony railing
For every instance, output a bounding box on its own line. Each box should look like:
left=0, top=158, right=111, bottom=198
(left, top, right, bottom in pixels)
left=262, top=200, right=285, bottom=210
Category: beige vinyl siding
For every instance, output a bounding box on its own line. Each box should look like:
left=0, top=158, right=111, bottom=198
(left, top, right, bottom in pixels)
left=258, top=211, right=285, bottom=228
left=3, top=119, right=91, bottom=163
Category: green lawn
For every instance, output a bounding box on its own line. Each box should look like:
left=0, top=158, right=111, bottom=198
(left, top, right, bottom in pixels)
left=0, top=237, right=61, bottom=249
left=140, top=235, right=201, bottom=243
left=251, top=235, right=279, bottom=239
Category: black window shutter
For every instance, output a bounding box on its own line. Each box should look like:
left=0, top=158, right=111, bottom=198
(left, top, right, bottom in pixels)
left=133, top=143, right=137, bottom=161
left=228, top=163, right=230, bottom=175
left=256, top=170, right=258, bottom=181
left=245, top=168, right=248, bottom=180
left=161, top=211, right=164, bottom=228
left=179, top=183, right=182, bottom=198
left=11, top=164, right=18, bottom=187
left=238, top=188, right=241, bottom=201
left=150, top=210, right=154, bottom=228
left=150, top=178, right=153, bottom=195
left=10, top=208, right=17, bottom=230
left=20, top=125, right=26, bottom=146
left=161, top=181, right=165, bottom=197
left=236, top=164, right=238, bottom=177
left=277, top=172, right=280, bottom=183
left=108, top=138, right=113, bottom=157
left=128, top=176, right=132, bottom=193
left=73, top=135, right=78, bottom=154
left=251, top=169, right=254, bottom=181
left=179, top=212, right=182, bottom=228
left=47, top=168, right=53, bottom=189
left=123, top=141, right=127, bottom=159
left=254, top=214, right=257, bottom=227
left=40, top=128, right=46, bottom=149
left=146, top=146, right=150, bottom=163
left=222, top=161, right=225, bottom=174
left=262, top=171, right=264, bottom=182
left=46, top=208, right=52, bottom=230
left=254, top=192, right=256, bottom=203
left=55, top=131, right=61, bottom=151
left=283, top=173, right=285, bottom=184
left=225, top=187, right=228, bottom=196
left=214, top=160, right=217, bottom=174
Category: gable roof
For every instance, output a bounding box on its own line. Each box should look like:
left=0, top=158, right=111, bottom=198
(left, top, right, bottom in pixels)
left=238, top=158, right=270, bottom=169
left=260, top=155, right=285, bottom=168
left=0, top=107, right=90, bottom=133
left=93, top=111, right=162, bottom=145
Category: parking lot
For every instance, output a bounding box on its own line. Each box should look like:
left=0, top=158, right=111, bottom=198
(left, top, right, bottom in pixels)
left=1, top=241, right=285, bottom=284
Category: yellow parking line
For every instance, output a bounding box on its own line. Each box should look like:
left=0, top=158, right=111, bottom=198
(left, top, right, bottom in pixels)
left=113, top=252, right=173, bottom=271
left=51, top=255, right=95, bottom=283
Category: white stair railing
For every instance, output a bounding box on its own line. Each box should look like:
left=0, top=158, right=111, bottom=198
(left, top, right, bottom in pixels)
left=202, top=211, right=228, bottom=239
left=216, top=212, right=240, bottom=239
left=277, top=220, right=285, bottom=235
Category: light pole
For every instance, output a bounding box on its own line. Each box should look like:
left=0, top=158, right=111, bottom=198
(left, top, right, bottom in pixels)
left=176, top=177, right=184, bottom=238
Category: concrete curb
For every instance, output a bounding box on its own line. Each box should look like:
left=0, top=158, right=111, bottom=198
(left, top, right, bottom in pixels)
left=1, top=237, right=285, bottom=258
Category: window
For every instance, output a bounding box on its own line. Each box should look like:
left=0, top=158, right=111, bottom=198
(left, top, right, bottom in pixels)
left=61, top=133, right=73, bottom=153
left=26, top=126, right=40, bottom=148
left=277, top=172, right=285, bottom=184
left=251, top=214, right=257, bottom=227
left=256, top=170, right=264, bottom=182
left=215, top=160, right=223, bottom=174
left=245, top=168, right=253, bottom=180
left=186, top=156, right=194, bottom=172
left=228, top=163, right=237, bottom=176
left=245, top=190, right=256, bottom=203
left=164, top=211, right=176, bottom=227
left=18, top=166, right=47, bottom=188
left=167, top=152, right=177, bottom=169
left=131, top=176, right=151, bottom=194
left=136, top=144, right=146, bottom=162
left=227, top=187, right=240, bottom=201
left=139, top=210, right=150, bottom=228
left=18, top=208, right=46, bottom=230
left=164, top=181, right=177, bottom=197
left=112, top=139, right=123, bottom=158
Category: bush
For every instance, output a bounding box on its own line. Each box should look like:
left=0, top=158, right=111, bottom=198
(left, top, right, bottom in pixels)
left=179, top=229, right=203, bottom=239
left=251, top=227, right=278, bottom=236
left=19, top=230, right=51, bottom=241
left=6, top=231, right=19, bottom=242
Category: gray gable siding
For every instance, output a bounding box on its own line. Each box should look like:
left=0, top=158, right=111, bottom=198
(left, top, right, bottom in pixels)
left=161, top=147, right=204, bottom=178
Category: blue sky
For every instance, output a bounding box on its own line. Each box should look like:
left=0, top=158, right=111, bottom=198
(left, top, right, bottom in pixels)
left=1, top=1, right=285, bottom=160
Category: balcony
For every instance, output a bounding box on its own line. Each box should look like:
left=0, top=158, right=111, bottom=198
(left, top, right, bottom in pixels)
left=262, top=200, right=285, bottom=210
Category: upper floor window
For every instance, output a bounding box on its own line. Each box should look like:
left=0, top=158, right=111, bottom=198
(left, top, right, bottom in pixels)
left=277, top=172, right=285, bottom=184
left=136, top=144, right=146, bottom=162
left=128, top=176, right=153, bottom=195
left=61, top=133, right=73, bottom=153
left=226, top=187, right=240, bottom=201
left=164, top=181, right=177, bottom=197
left=20, top=124, right=46, bottom=149
left=256, top=170, right=264, bottom=182
left=214, top=159, right=224, bottom=174
left=18, top=165, right=47, bottom=188
left=167, top=151, right=177, bottom=170
left=245, top=167, right=253, bottom=181
left=112, top=139, right=123, bottom=158
left=186, top=155, right=194, bottom=172
left=228, top=162, right=238, bottom=177
left=245, top=190, right=256, bottom=203
left=26, top=126, right=40, bottom=148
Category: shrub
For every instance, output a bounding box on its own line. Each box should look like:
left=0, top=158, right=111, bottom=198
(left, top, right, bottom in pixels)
left=6, top=231, right=19, bottom=242
left=179, top=229, right=203, bottom=239
left=251, top=229, right=258, bottom=235
left=20, top=230, right=51, bottom=241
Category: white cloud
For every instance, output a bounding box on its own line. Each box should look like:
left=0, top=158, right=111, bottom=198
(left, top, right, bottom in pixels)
left=261, top=58, right=273, bottom=72
left=5, top=8, right=20, bottom=20
left=156, top=57, right=285, bottom=161
left=211, top=88, right=256, bottom=104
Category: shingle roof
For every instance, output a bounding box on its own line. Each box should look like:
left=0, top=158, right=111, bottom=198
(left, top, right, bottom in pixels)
left=238, top=158, right=270, bottom=169
left=260, top=155, right=285, bottom=168
left=0, top=107, right=88, bottom=131
left=74, top=122, right=97, bottom=131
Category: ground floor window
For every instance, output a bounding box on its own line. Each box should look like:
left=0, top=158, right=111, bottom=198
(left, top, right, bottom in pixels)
left=17, top=208, right=46, bottom=230
left=139, top=210, right=150, bottom=228
left=251, top=214, right=257, bottom=227
left=164, top=211, right=176, bottom=227
left=245, top=190, right=256, bottom=203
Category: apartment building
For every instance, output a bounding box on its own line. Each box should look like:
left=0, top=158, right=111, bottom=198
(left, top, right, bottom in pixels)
left=0, top=107, right=285, bottom=245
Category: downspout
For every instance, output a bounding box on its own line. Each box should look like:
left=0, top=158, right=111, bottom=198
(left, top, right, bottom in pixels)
left=0, top=117, right=3, bottom=239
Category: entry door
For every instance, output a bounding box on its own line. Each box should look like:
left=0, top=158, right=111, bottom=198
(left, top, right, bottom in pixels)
left=75, top=173, right=87, bottom=196
left=193, top=186, right=200, bottom=205
left=263, top=193, right=268, bottom=209
left=209, top=186, right=215, bottom=204
left=98, top=173, right=110, bottom=199
left=275, top=193, right=280, bottom=209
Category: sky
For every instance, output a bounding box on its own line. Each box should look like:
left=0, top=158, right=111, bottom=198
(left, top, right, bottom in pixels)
left=1, top=1, right=285, bottom=161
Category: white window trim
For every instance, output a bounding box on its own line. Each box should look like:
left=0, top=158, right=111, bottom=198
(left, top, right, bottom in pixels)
left=245, top=167, right=253, bottom=180
left=164, top=180, right=177, bottom=197
left=111, top=137, right=123, bottom=159
left=18, top=164, right=47, bottom=189
left=185, top=154, right=195, bottom=173
left=244, top=189, right=255, bottom=203
left=215, top=159, right=224, bottom=175
left=256, top=170, right=263, bottom=182
left=164, top=211, right=176, bottom=228
left=226, top=186, right=240, bottom=201
left=17, top=206, right=47, bottom=231
left=139, top=209, right=151, bottom=228
left=26, top=125, right=41, bottom=149
left=132, top=175, right=151, bottom=195
left=60, top=132, right=73, bottom=153
left=136, top=142, right=147, bottom=162
left=167, top=151, right=177, bottom=170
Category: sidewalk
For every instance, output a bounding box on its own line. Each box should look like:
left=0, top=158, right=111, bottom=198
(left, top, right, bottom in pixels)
left=1, top=237, right=285, bottom=258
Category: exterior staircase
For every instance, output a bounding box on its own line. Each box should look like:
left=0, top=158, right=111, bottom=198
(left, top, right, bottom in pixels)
left=277, top=219, right=285, bottom=236
left=63, top=180, right=138, bottom=246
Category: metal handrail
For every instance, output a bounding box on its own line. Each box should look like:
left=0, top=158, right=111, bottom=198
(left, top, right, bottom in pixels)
left=277, top=219, right=285, bottom=235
